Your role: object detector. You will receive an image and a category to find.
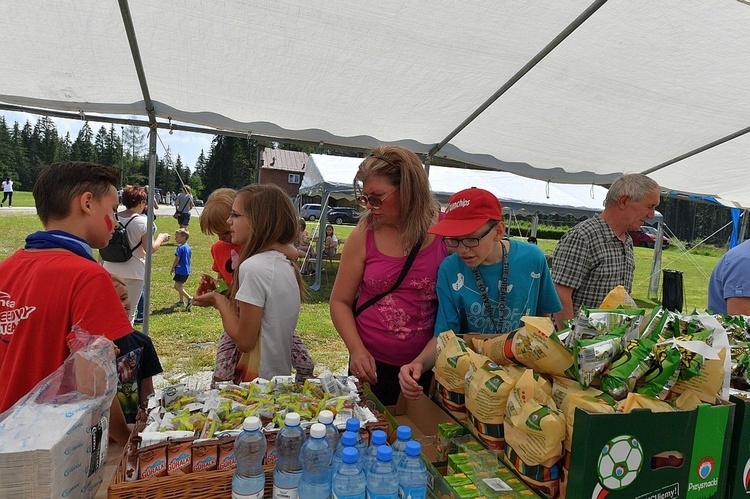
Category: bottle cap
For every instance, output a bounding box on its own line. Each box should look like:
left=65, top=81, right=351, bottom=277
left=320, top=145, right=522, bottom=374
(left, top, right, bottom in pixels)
left=371, top=430, right=387, bottom=446
left=285, top=412, right=301, bottom=427
left=340, top=431, right=357, bottom=447
left=342, top=446, right=359, bottom=464
left=310, top=423, right=326, bottom=439
left=405, top=440, right=421, bottom=457
left=243, top=416, right=261, bottom=431
left=376, top=445, right=393, bottom=462
left=318, top=410, right=334, bottom=424
left=345, top=418, right=360, bottom=432
left=396, top=425, right=412, bottom=441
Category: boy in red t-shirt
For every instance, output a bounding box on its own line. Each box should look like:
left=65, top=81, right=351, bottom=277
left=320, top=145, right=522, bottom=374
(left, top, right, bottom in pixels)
left=0, top=162, right=134, bottom=445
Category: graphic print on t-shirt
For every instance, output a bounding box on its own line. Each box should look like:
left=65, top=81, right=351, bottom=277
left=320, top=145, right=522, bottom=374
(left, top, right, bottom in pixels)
left=0, top=291, right=37, bottom=343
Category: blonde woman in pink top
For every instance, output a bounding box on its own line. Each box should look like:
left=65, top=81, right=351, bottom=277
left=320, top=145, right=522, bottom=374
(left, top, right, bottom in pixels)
left=329, top=146, right=447, bottom=405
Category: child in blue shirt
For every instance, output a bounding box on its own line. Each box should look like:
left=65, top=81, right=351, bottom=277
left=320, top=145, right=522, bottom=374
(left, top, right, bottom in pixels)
left=398, top=187, right=562, bottom=398
left=170, top=228, right=193, bottom=309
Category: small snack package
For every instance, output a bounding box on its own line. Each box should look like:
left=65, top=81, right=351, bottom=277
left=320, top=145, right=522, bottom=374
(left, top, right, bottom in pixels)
left=434, top=330, right=473, bottom=419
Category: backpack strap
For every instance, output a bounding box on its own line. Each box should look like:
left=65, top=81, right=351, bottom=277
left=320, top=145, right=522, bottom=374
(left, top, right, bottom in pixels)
left=120, top=215, right=143, bottom=253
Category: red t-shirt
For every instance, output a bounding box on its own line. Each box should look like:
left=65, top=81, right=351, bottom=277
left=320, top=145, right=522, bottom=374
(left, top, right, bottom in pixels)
left=210, top=240, right=241, bottom=285
left=0, top=249, right=133, bottom=412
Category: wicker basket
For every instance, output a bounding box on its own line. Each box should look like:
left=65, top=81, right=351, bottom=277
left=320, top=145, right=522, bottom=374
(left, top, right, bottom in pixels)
left=108, top=455, right=274, bottom=499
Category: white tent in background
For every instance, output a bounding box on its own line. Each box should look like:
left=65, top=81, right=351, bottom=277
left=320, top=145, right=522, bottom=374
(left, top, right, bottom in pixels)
left=299, top=154, right=610, bottom=288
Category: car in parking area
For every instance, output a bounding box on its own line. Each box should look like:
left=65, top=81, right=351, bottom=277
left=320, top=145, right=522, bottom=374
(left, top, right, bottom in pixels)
left=628, top=225, right=669, bottom=248
left=327, top=207, right=360, bottom=225
left=300, top=203, right=322, bottom=221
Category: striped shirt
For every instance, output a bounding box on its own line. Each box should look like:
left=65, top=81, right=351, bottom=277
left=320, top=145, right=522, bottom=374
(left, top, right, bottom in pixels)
left=551, top=214, right=635, bottom=312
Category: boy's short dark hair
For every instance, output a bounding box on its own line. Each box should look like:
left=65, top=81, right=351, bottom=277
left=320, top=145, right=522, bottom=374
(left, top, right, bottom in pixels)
left=34, top=162, right=119, bottom=225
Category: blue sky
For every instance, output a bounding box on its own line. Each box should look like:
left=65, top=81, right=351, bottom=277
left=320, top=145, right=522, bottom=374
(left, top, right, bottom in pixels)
left=1, top=111, right=214, bottom=171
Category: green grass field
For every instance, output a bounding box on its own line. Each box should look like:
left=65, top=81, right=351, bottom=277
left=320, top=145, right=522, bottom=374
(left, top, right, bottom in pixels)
left=0, top=199, right=723, bottom=384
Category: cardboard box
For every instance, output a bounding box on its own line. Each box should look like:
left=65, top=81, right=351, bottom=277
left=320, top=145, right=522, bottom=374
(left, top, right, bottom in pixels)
left=726, top=393, right=750, bottom=498
left=566, top=402, right=733, bottom=498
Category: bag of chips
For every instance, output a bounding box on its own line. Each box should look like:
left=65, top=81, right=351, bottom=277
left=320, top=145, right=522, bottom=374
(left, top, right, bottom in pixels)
left=434, top=330, right=472, bottom=419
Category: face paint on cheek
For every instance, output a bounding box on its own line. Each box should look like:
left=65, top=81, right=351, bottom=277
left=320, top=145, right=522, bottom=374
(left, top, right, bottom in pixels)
left=105, top=215, right=114, bottom=232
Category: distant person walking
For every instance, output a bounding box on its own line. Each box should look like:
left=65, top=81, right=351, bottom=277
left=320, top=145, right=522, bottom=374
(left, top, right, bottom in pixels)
left=1, top=177, right=13, bottom=207
left=175, top=185, right=194, bottom=229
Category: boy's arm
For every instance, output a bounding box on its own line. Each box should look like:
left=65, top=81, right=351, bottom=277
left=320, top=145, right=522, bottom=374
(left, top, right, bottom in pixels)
left=170, top=254, right=179, bottom=274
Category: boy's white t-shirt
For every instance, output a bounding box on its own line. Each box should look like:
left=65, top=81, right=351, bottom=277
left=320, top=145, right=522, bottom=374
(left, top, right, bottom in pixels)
left=234, top=250, right=300, bottom=379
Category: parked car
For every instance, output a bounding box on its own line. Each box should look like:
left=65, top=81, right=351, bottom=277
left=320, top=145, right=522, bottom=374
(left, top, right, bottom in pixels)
left=628, top=225, right=669, bottom=248
left=300, top=203, right=322, bottom=221
left=327, top=207, right=360, bottom=225
left=194, top=199, right=204, bottom=207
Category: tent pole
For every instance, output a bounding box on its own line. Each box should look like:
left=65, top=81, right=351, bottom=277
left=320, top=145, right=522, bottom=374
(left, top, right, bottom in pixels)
left=143, top=129, right=157, bottom=335
left=647, top=222, right=665, bottom=300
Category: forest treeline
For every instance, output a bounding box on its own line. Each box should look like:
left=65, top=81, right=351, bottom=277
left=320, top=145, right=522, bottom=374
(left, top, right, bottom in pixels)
left=0, top=115, right=738, bottom=246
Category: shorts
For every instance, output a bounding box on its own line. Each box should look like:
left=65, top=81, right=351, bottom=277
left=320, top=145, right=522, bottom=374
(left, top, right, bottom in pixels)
left=173, top=274, right=189, bottom=283
left=177, top=212, right=191, bottom=226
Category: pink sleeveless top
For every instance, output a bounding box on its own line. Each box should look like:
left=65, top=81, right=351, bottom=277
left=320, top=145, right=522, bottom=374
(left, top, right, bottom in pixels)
left=356, top=228, right=448, bottom=366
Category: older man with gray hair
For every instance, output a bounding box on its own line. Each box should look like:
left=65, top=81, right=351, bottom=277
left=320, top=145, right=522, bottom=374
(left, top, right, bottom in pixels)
left=552, top=173, right=661, bottom=328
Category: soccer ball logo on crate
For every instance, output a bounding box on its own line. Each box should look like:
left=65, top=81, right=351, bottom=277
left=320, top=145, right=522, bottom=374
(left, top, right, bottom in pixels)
left=596, top=435, right=644, bottom=491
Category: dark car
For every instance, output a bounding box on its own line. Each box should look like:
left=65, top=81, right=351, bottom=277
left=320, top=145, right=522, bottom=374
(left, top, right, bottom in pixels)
left=628, top=225, right=669, bottom=248
left=327, top=207, right=360, bottom=225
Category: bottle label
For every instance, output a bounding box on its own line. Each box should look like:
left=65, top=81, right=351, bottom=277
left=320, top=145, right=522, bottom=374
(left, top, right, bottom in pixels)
left=332, top=493, right=366, bottom=499
left=272, top=485, right=298, bottom=499
left=233, top=491, right=264, bottom=499
left=368, top=492, right=398, bottom=499
left=398, top=485, right=427, bottom=499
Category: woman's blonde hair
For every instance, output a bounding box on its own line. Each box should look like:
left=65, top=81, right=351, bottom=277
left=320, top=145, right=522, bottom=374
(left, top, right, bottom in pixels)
left=354, top=145, right=434, bottom=249
left=200, top=188, right=236, bottom=236
left=229, top=184, right=304, bottom=298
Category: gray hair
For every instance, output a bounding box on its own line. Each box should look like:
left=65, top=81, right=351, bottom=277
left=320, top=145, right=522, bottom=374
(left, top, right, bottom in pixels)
left=604, top=174, right=660, bottom=207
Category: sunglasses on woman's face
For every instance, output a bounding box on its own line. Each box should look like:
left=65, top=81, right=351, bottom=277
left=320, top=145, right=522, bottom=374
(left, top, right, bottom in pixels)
left=357, top=189, right=396, bottom=209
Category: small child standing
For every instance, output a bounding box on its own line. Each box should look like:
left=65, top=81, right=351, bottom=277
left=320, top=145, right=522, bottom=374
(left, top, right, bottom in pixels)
left=111, top=275, right=163, bottom=424
left=170, top=228, right=193, bottom=309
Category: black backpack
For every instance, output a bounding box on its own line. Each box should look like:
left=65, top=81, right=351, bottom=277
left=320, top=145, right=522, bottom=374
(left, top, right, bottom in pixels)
left=99, top=216, right=143, bottom=263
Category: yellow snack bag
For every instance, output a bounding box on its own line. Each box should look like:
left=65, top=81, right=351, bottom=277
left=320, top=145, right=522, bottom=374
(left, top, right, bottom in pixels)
left=434, top=330, right=472, bottom=419
left=616, top=392, right=675, bottom=413
left=599, top=285, right=637, bottom=309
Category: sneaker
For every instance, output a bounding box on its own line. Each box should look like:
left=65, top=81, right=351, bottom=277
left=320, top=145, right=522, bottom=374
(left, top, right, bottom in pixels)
left=186, top=298, right=193, bottom=311
left=133, top=318, right=143, bottom=325
left=174, top=301, right=185, bottom=307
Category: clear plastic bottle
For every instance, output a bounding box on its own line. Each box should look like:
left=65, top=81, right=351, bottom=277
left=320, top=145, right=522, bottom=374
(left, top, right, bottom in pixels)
left=397, top=441, right=427, bottom=499
left=344, top=418, right=367, bottom=456
left=332, top=431, right=359, bottom=476
left=362, top=429, right=388, bottom=478
left=298, top=423, right=333, bottom=499
left=332, top=447, right=366, bottom=499
left=366, top=445, right=398, bottom=499
left=318, top=409, right=339, bottom=452
left=391, top=425, right=412, bottom=466
left=233, top=416, right=267, bottom=499
left=272, top=412, right=305, bottom=499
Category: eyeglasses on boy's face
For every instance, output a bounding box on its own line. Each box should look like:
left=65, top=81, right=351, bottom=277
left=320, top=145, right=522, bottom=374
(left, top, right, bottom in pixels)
left=442, top=225, right=496, bottom=248
left=357, top=189, right=396, bottom=209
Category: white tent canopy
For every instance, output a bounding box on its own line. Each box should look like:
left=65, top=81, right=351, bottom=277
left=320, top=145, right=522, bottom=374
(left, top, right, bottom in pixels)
left=300, top=154, right=609, bottom=218
left=3, top=1, right=750, bottom=207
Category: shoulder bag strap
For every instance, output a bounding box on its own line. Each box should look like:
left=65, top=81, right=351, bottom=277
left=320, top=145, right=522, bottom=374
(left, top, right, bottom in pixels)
left=122, top=214, right=143, bottom=252
left=353, top=234, right=425, bottom=318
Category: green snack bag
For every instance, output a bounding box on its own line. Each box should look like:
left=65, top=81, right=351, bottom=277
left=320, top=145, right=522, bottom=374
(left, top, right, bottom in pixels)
left=673, top=328, right=714, bottom=380
left=574, top=327, right=627, bottom=388
left=600, top=336, right=657, bottom=400
left=635, top=345, right=681, bottom=399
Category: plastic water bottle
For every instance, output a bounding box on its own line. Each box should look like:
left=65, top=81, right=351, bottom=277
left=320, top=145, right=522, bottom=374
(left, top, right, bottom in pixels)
left=332, top=431, right=359, bottom=476
left=272, top=412, right=305, bottom=499
left=366, top=446, right=398, bottom=499
left=362, top=429, right=388, bottom=477
left=298, top=423, right=333, bottom=499
left=397, top=441, right=427, bottom=499
left=391, top=426, right=412, bottom=465
left=344, top=418, right=367, bottom=455
left=332, top=447, right=366, bottom=499
left=318, top=409, right=339, bottom=451
left=233, top=416, right=267, bottom=499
